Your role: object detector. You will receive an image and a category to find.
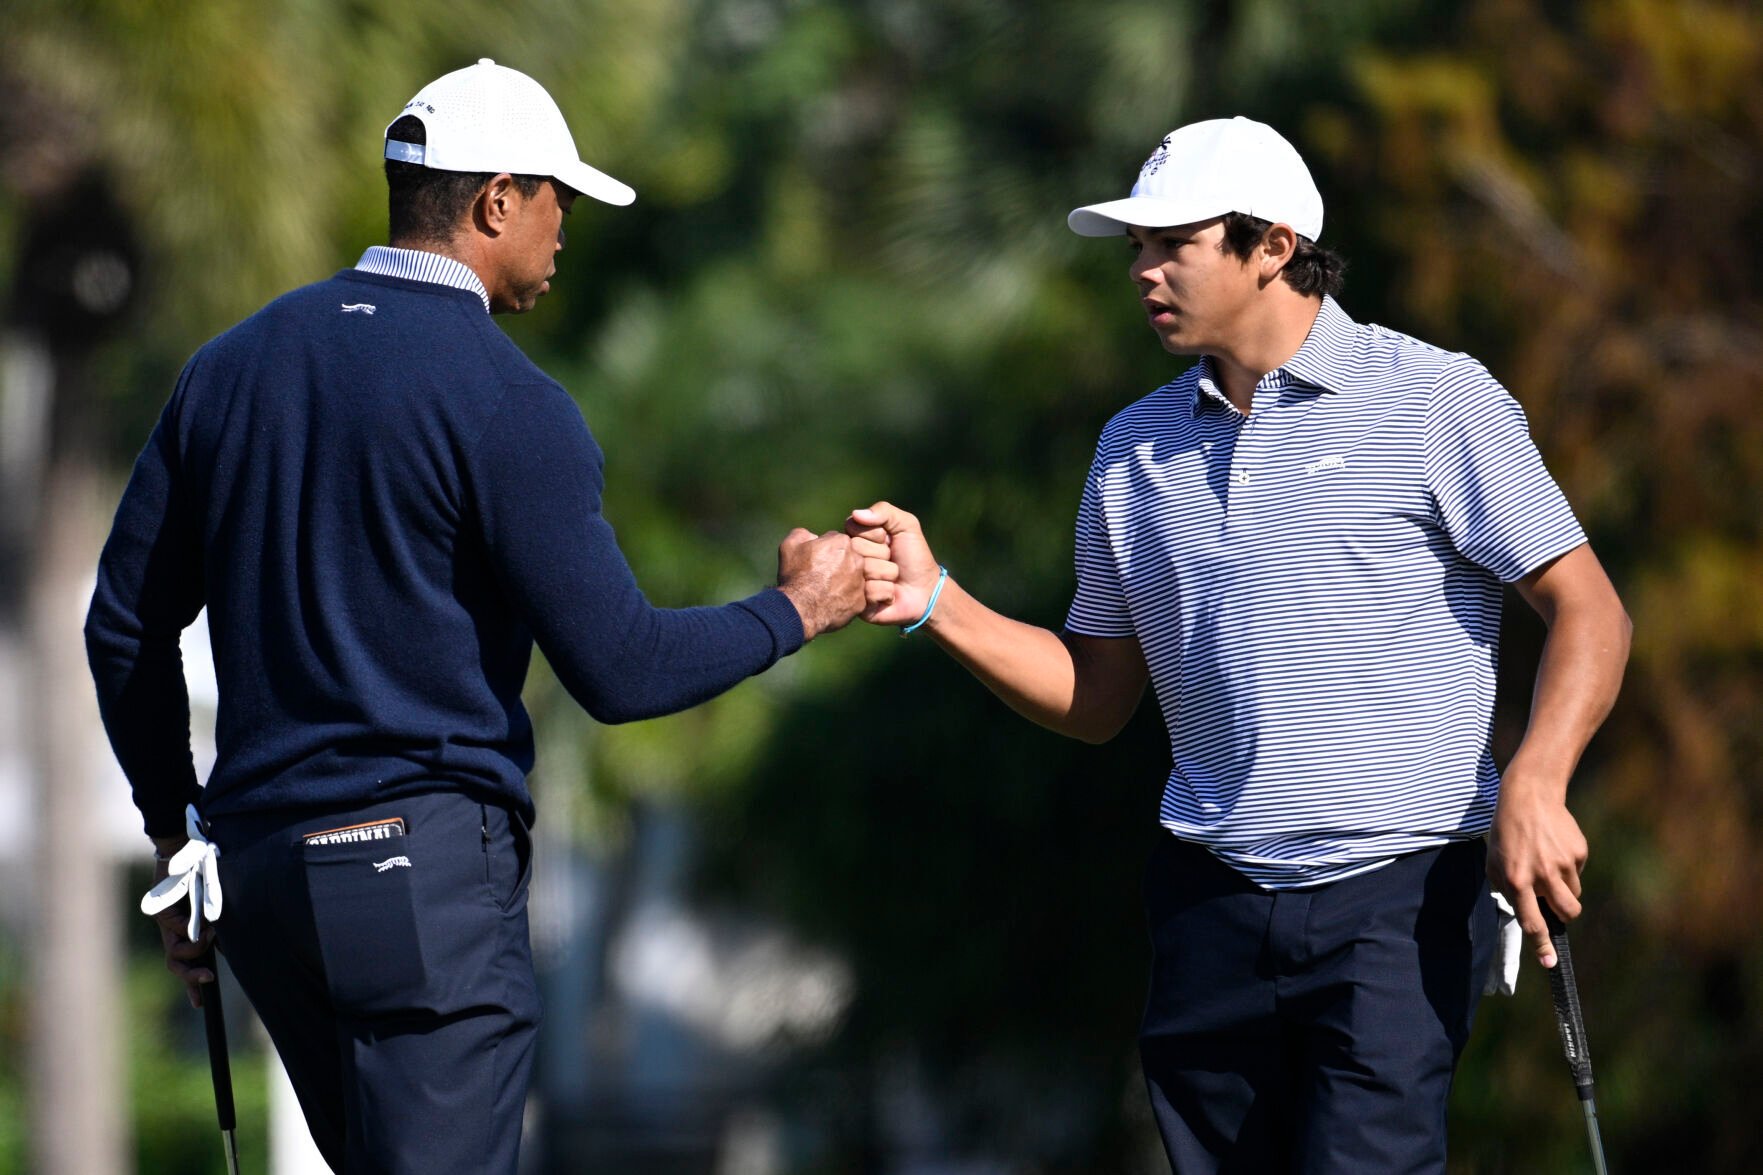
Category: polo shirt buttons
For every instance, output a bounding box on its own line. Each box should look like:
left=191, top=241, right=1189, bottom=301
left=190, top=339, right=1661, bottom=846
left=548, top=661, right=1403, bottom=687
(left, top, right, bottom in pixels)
left=1233, top=470, right=1252, bottom=486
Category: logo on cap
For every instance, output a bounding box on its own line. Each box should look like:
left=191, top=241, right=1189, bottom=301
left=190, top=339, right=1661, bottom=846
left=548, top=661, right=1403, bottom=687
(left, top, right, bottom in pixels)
left=1139, top=135, right=1175, bottom=182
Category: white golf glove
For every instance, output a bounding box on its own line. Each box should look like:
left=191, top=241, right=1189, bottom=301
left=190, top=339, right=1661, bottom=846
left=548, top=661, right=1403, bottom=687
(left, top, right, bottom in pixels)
left=1484, top=890, right=1522, bottom=996
left=140, top=804, right=223, bottom=943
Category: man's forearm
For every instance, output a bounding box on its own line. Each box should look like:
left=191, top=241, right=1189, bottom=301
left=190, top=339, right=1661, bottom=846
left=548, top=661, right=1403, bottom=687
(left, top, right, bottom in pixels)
left=1490, top=557, right=1629, bottom=957
left=920, top=579, right=1143, bottom=744
left=1505, top=576, right=1633, bottom=795
left=85, top=623, right=203, bottom=837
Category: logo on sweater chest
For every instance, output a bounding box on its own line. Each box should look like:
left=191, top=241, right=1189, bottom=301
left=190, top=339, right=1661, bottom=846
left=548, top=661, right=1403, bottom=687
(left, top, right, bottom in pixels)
left=340, top=302, right=377, bottom=315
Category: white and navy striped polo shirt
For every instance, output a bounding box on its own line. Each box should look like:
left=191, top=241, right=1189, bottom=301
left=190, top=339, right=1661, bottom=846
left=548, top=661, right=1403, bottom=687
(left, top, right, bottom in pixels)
left=1066, top=297, right=1586, bottom=889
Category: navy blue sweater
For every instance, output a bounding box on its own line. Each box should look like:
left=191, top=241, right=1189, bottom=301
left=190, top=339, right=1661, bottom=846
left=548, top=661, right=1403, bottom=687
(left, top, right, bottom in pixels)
left=86, top=269, right=804, bottom=837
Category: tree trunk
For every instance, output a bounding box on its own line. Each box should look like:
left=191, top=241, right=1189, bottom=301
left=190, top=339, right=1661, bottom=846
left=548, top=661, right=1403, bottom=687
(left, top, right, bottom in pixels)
left=25, top=339, right=127, bottom=1175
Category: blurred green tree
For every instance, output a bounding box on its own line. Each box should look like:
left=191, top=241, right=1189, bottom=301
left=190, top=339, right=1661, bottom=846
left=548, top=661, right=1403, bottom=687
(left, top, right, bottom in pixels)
left=1315, top=1, right=1763, bottom=1169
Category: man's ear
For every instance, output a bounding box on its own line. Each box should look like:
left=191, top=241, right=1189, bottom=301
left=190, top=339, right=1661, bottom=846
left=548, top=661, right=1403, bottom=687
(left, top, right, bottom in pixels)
left=1257, top=223, right=1298, bottom=285
left=474, top=173, right=522, bottom=237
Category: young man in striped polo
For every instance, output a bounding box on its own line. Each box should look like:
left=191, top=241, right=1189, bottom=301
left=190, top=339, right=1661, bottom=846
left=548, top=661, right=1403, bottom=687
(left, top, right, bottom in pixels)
left=847, top=117, right=1631, bottom=1171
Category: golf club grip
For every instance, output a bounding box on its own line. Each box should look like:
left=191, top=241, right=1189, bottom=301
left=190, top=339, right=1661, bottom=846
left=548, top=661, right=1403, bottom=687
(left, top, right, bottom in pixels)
left=200, top=955, right=238, bottom=1130
left=1539, top=904, right=1596, bottom=1098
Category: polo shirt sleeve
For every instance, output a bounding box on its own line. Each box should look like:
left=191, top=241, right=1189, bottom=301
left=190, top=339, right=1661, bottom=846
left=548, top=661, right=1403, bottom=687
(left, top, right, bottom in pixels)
left=1423, top=358, right=1587, bottom=582
left=465, top=379, right=804, bottom=724
left=1064, top=445, right=1136, bottom=637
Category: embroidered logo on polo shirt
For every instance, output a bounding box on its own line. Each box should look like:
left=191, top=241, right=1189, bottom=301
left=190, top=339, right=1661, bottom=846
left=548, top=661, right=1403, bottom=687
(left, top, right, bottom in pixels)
left=341, top=303, right=377, bottom=315
left=1304, top=455, right=1348, bottom=475
left=373, top=856, right=412, bottom=873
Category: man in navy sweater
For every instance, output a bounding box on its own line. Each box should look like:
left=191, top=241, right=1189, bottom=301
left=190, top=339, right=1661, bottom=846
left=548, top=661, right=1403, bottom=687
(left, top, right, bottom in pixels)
left=86, top=59, right=886, bottom=1173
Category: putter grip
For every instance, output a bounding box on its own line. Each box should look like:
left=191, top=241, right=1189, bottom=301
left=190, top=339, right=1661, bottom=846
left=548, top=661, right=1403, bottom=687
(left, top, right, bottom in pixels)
left=1539, top=904, right=1596, bottom=1099
left=200, top=954, right=238, bottom=1131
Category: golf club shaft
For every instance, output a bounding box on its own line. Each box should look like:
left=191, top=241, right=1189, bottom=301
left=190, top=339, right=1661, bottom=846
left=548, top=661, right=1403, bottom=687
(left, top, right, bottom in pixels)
left=1581, top=1099, right=1609, bottom=1175
left=1540, top=903, right=1610, bottom=1174
left=198, top=950, right=240, bottom=1173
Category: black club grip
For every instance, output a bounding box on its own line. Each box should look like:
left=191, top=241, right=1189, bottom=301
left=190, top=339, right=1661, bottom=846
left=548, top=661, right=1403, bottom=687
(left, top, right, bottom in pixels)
left=1539, top=903, right=1596, bottom=1099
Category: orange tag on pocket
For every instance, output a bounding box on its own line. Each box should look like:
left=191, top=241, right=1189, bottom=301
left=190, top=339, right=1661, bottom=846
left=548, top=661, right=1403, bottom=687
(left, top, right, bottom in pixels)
left=302, top=817, right=407, bottom=846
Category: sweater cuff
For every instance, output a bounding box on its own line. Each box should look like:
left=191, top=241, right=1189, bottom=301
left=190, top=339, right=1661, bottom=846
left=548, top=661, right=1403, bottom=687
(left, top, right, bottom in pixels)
left=142, top=808, right=191, bottom=842
left=737, top=587, right=807, bottom=663
left=141, top=787, right=201, bottom=841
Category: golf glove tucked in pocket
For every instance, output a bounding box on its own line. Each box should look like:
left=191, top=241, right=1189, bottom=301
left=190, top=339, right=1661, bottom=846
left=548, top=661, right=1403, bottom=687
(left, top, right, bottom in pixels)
left=1483, top=891, right=1522, bottom=996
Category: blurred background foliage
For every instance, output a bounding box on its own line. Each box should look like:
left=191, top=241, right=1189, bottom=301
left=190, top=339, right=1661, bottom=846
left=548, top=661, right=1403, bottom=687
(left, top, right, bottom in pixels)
left=2, top=0, right=1759, bottom=1170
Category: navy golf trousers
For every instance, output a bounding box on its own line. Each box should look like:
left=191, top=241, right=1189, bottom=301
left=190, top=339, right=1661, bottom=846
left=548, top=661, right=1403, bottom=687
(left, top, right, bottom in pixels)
left=1139, top=834, right=1497, bottom=1174
left=210, top=790, right=541, bottom=1174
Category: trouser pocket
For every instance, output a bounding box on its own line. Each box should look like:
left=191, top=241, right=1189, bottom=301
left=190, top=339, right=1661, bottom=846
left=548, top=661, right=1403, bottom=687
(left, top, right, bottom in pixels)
left=304, top=839, right=429, bottom=1016
left=481, top=804, right=533, bottom=914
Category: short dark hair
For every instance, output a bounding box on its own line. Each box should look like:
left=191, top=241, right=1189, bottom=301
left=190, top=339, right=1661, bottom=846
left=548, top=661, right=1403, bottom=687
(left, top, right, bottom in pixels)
left=1218, top=211, right=1346, bottom=299
left=383, top=115, right=545, bottom=244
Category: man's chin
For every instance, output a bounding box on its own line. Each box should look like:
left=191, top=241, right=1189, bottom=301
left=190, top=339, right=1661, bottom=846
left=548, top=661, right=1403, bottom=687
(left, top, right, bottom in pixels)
left=495, top=291, right=545, bottom=315
left=1150, top=323, right=1206, bottom=357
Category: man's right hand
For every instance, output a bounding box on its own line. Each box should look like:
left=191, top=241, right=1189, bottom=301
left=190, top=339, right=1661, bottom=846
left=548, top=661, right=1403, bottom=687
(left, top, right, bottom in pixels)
left=846, top=502, right=940, bottom=628
left=776, top=528, right=880, bottom=640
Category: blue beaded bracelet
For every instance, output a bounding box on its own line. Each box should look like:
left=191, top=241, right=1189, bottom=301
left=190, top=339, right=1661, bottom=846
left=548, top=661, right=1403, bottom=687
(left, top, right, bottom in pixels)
left=901, top=565, right=950, bottom=636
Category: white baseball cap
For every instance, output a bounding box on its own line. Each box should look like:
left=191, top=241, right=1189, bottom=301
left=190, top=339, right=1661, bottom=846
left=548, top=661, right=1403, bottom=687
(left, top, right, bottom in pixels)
left=384, top=58, right=635, bottom=207
left=1067, top=116, right=1322, bottom=240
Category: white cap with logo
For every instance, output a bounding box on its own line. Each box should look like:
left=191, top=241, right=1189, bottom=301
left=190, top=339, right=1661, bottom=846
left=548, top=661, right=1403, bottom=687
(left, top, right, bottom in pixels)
left=1067, top=116, right=1322, bottom=240
left=385, top=58, right=635, bottom=207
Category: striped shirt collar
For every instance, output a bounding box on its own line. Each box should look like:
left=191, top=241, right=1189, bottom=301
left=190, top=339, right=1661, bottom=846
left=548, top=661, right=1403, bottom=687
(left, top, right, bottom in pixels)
left=355, top=245, right=491, bottom=313
left=1193, top=295, right=1356, bottom=415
